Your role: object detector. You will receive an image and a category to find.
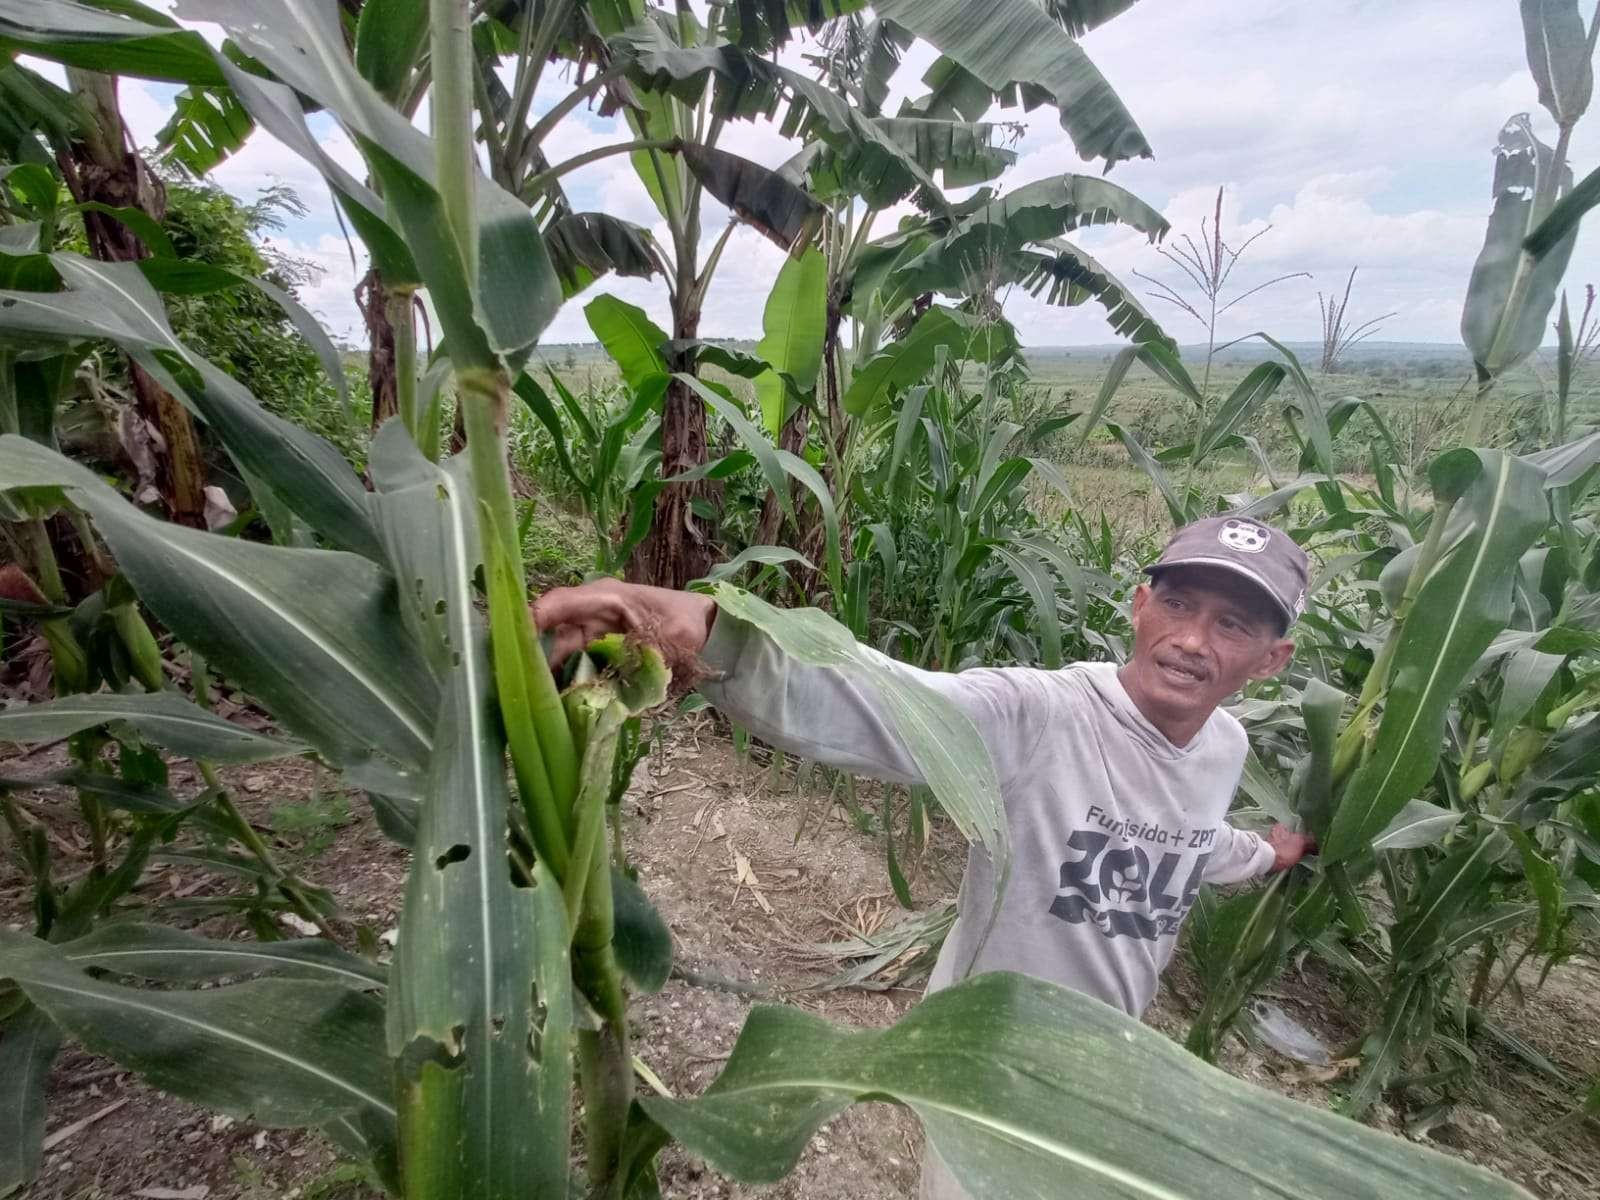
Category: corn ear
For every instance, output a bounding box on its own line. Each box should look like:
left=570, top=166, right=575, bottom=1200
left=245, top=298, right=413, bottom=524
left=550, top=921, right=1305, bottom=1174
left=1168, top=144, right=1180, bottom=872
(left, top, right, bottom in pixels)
left=481, top=500, right=571, bottom=879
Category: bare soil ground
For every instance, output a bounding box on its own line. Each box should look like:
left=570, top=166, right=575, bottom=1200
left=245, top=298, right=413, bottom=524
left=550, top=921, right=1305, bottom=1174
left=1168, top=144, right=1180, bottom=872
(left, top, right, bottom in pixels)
left=5, top=718, right=1599, bottom=1199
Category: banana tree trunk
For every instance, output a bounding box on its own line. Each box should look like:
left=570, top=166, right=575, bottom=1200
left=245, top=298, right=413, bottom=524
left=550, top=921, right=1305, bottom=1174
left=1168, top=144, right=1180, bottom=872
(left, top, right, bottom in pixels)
left=57, top=70, right=207, bottom=530
left=629, top=316, right=715, bottom=588
left=755, top=403, right=809, bottom=548
left=356, top=266, right=399, bottom=432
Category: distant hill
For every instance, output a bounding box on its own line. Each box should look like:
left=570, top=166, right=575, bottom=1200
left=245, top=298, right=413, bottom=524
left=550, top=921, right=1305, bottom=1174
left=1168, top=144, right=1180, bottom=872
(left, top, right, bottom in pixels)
left=1022, top=341, right=1480, bottom=369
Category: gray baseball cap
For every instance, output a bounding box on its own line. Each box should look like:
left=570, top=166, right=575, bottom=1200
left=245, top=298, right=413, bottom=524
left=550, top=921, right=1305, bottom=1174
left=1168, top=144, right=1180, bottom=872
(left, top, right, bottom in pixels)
left=1144, top=514, right=1309, bottom=629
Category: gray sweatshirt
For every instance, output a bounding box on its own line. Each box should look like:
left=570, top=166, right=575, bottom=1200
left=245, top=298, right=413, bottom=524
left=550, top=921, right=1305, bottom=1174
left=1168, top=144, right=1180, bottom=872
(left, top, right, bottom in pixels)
left=699, top=612, right=1275, bottom=1019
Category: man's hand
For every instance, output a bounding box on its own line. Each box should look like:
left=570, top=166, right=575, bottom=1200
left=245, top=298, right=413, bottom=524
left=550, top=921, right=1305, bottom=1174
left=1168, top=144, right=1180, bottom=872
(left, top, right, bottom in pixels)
left=1267, top=823, right=1316, bottom=872
left=532, top=578, right=717, bottom=669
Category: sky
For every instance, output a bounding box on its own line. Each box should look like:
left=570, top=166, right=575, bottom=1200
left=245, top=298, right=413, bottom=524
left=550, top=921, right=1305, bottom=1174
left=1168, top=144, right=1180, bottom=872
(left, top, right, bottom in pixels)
left=51, top=1, right=1600, bottom=349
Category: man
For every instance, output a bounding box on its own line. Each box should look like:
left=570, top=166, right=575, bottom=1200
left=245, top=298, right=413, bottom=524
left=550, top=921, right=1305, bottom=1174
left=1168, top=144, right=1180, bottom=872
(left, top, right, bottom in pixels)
left=535, top=513, right=1315, bottom=1198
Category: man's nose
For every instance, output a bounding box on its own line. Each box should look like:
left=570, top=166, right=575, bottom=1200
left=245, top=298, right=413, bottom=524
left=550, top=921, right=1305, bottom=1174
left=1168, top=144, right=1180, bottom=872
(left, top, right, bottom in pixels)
left=1171, top=623, right=1206, bottom=655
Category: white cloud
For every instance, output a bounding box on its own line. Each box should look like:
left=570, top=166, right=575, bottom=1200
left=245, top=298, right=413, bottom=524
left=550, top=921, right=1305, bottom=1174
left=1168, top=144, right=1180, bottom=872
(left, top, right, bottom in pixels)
left=258, top=232, right=369, bottom=345
left=30, top=1, right=1600, bottom=351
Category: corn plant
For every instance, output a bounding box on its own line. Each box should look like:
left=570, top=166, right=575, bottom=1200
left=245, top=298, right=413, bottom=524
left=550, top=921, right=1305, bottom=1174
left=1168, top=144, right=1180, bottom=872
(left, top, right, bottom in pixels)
left=1173, top=0, right=1600, bottom=1119
left=0, top=4, right=1554, bottom=1199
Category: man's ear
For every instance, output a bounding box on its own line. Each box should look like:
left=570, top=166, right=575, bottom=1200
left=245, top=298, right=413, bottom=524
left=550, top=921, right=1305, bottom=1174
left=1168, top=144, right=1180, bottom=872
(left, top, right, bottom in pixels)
left=1130, top=581, right=1151, bottom=628
left=1251, top=637, right=1295, bottom=680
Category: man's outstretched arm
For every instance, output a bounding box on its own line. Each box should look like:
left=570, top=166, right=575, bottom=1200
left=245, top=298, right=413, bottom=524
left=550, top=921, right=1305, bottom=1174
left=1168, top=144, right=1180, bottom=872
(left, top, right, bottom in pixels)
left=532, top=578, right=1049, bottom=787
left=1203, top=821, right=1315, bottom=884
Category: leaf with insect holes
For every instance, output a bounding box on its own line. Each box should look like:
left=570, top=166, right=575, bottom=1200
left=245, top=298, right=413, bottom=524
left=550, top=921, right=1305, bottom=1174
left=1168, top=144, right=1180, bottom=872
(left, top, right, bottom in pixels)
left=373, top=424, right=573, bottom=1196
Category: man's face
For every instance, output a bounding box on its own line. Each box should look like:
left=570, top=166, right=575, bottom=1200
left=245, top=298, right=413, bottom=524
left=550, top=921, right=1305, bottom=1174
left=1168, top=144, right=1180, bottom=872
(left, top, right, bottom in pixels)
left=1124, top=566, right=1295, bottom=735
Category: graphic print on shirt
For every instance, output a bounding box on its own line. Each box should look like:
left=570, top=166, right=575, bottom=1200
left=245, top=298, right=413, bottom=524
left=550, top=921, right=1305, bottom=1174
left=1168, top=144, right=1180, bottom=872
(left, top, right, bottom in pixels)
left=1047, top=804, right=1213, bottom=941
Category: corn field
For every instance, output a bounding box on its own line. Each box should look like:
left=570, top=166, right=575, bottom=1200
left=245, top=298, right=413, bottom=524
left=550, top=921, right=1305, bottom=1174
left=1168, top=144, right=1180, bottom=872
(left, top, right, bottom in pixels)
left=1, top=1, right=1599, bottom=1198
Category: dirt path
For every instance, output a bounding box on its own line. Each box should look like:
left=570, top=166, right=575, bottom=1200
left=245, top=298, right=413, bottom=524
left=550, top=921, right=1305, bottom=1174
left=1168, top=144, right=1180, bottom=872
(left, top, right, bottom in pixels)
left=5, top=721, right=1600, bottom=1198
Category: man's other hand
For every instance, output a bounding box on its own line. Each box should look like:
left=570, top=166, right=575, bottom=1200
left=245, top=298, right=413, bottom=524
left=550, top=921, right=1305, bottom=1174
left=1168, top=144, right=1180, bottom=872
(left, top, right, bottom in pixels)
left=1267, top=824, right=1316, bottom=872
left=532, top=578, right=717, bottom=668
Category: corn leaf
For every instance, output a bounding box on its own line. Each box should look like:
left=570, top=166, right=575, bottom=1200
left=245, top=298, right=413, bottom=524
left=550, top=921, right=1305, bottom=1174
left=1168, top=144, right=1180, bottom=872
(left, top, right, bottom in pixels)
left=204, top=53, right=419, bottom=285
left=1521, top=0, right=1595, bottom=125
left=380, top=424, right=573, bottom=1198
left=0, top=931, right=395, bottom=1142
left=1371, top=800, right=1464, bottom=852
left=642, top=970, right=1529, bottom=1199
left=1324, top=451, right=1548, bottom=861
left=0, top=691, right=303, bottom=764
left=1294, top=678, right=1344, bottom=841
left=59, top=924, right=386, bottom=988
left=1391, top=829, right=1509, bottom=969
left=1525, top=160, right=1600, bottom=258
left=0, top=435, right=437, bottom=779
left=1490, top=648, right=1564, bottom=762
left=179, top=0, right=561, bottom=364
left=1507, top=827, right=1563, bottom=952
left=136, top=257, right=348, bottom=406
left=708, top=585, right=1008, bottom=906
left=0, top=1004, right=61, bottom=1197
left=1462, top=117, right=1578, bottom=376
left=1107, top=421, right=1186, bottom=526
left=0, top=0, right=225, bottom=85
left=1195, top=363, right=1287, bottom=463
left=611, top=866, right=672, bottom=995
left=991, top=543, right=1062, bottom=669
left=774, top=447, right=844, bottom=603
left=0, top=253, right=379, bottom=558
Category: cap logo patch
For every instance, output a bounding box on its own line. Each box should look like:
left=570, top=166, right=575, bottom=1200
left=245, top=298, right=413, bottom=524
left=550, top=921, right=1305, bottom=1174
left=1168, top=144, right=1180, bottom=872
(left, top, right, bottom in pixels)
left=1218, top=517, right=1270, bottom=554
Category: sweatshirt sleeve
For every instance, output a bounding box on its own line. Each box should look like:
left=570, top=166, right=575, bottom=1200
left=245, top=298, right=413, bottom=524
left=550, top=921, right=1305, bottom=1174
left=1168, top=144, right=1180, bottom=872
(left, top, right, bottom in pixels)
left=1202, top=823, right=1276, bottom=884
left=697, top=611, right=1050, bottom=788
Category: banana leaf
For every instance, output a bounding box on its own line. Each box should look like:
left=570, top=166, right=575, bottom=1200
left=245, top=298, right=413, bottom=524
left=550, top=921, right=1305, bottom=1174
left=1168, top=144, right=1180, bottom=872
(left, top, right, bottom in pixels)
left=0, top=0, right=225, bottom=85
left=585, top=294, right=670, bottom=390
left=754, top=247, right=827, bottom=436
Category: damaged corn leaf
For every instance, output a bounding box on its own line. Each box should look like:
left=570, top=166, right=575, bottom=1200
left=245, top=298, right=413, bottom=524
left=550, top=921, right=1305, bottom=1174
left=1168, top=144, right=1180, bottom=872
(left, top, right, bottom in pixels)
left=382, top=434, right=573, bottom=1198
